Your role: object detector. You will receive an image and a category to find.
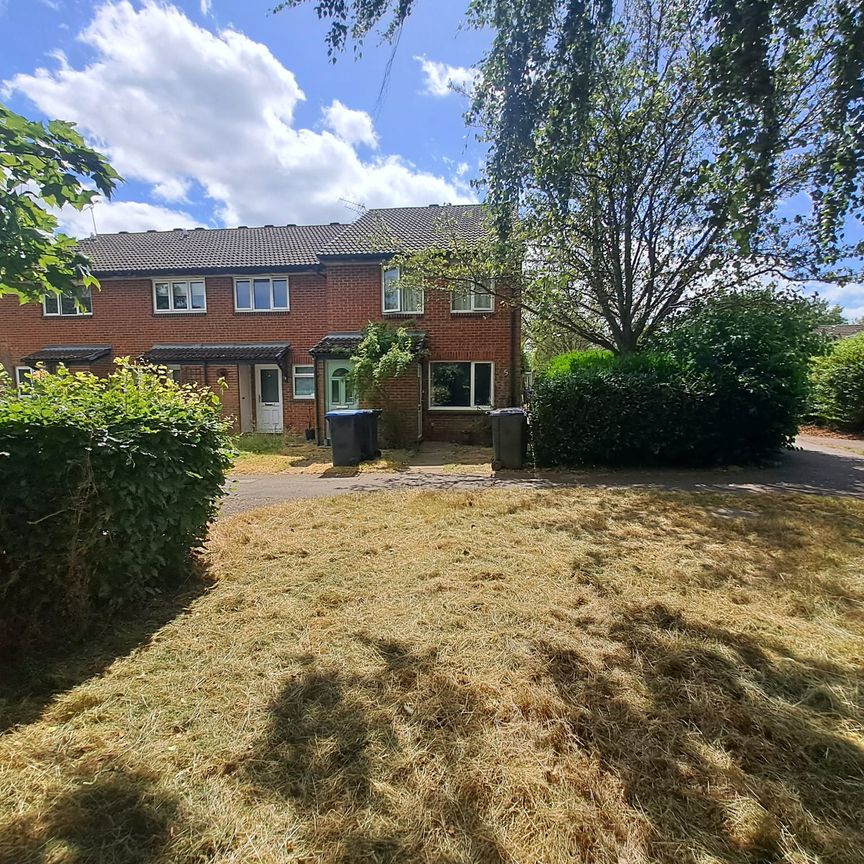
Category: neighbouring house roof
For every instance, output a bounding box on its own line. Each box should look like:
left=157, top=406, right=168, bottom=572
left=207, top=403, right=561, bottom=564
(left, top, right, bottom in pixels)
left=143, top=344, right=291, bottom=364
left=22, top=345, right=112, bottom=364
left=76, top=224, right=346, bottom=277
left=309, top=331, right=427, bottom=357
left=818, top=324, right=864, bottom=340
left=318, top=204, right=491, bottom=260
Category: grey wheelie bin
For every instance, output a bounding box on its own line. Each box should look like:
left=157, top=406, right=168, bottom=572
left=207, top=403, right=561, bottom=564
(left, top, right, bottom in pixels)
left=488, top=407, right=527, bottom=470
left=326, top=409, right=382, bottom=466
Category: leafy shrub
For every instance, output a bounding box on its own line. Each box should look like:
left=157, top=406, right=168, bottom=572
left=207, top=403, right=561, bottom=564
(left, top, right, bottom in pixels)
left=0, top=361, right=233, bottom=653
left=810, top=332, right=864, bottom=431
left=350, top=321, right=425, bottom=448
left=530, top=290, right=824, bottom=467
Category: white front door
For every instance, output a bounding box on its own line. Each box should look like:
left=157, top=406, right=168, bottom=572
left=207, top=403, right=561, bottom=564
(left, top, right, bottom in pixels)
left=255, top=364, right=283, bottom=433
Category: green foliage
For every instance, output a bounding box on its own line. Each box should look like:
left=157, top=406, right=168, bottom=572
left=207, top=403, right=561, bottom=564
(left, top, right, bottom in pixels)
left=0, top=361, right=233, bottom=653
left=0, top=102, right=121, bottom=303
left=810, top=298, right=849, bottom=326
left=530, top=290, right=823, bottom=467
left=281, top=0, right=863, bottom=262
left=810, top=333, right=864, bottom=431
left=349, top=321, right=423, bottom=398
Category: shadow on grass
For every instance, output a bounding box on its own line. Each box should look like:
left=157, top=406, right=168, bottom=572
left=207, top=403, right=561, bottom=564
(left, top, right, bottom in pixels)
left=0, top=575, right=209, bottom=734
left=245, top=640, right=506, bottom=864
left=541, top=603, right=864, bottom=863
left=0, top=767, right=185, bottom=864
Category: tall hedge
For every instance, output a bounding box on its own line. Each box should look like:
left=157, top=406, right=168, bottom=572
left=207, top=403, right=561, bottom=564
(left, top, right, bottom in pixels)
left=0, top=361, right=233, bottom=653
left=530, top=291, right=824, bottom=467
left=810, top=332, right=864, bottom=431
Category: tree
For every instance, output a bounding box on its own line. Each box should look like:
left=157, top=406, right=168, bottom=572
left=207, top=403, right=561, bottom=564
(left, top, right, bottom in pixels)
left=279, top=0, right=862, bottom=354
left=275, top=0, right=862, bottom=256
left=0, top=102, right=120, bottom=304
left=811, top=297, right=848, bottom=326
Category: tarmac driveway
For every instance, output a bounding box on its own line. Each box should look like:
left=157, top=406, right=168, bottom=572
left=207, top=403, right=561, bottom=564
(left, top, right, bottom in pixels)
left=221, top=434, right=864, bottom=517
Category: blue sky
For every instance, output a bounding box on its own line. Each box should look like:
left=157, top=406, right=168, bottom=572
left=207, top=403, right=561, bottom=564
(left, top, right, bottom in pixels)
left=1, top=0, right=861, bottom=317
left=0, top=0, right=487, bottom=231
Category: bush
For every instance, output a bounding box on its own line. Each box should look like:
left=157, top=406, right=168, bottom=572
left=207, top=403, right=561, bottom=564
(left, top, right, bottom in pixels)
left=0, top=361, right=233, bottom=653
left=810, top=332, right=864, bottom=431
left=530, top=290, right=824, bottom=467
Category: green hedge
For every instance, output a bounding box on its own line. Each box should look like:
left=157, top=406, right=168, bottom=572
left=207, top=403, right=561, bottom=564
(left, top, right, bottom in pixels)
left=0, top=361, right=233, bottom=653
left=530, top=291, right=823, bottom=467
left=810, top=332, right=864, bottom=431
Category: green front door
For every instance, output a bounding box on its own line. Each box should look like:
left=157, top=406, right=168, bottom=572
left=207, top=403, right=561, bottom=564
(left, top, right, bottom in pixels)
left=325, top=360, right=358, bottom=411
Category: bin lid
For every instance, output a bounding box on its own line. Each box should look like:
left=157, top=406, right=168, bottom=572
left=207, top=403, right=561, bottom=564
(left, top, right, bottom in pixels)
left=325, top=409, right=378, bottom=418
left=488, top=407, right=526, bottom=416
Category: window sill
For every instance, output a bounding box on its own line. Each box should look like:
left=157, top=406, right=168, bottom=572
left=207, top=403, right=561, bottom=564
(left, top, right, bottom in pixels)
left=153, top=311, right=207, bottom=316
left=43, top=314, right=93, bottom=319
left=428, top=407, right=492, bottom=414
left=234, top=309, right=291, bottom=315
left=450, top=311, right=494, bottom=317
left=382, top=311, right=423, bottom=317
left=292, top=396, right=315, bottom=402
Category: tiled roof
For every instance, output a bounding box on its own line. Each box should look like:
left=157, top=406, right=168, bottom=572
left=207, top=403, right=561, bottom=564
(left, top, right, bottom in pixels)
left=22, top=345, right=112, bottom=364
left=818, top=324, right=864, bottom=340
left=318, top=204, right=491, bottom=258
left=309, top=331, right=426, bottom=356
left=143, top=344, right=290, bottom=363
left=76, top=224, right=346, bottom=276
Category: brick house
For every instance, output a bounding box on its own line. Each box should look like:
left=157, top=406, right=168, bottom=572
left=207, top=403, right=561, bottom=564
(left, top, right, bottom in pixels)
left=0, top=204, right=521, bottom=445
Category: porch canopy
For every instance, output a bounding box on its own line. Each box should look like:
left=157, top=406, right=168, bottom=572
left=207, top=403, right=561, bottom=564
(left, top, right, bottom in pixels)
left=22, top=344, right=112, bottom=365
left=309, top=331, right=426, bottom=358
left=143, top=343, right=291, bottom=375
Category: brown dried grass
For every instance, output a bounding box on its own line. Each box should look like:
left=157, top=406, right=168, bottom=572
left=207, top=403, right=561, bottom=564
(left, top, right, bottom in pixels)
left=2, top=488, right=864, bottom=863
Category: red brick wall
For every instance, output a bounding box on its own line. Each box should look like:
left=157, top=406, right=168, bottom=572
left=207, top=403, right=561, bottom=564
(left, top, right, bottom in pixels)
left=0, top=263, right=520, bottom=443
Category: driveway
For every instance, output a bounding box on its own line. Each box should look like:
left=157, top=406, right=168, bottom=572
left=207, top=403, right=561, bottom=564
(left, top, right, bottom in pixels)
left=221, top=434, right=864, bottom=516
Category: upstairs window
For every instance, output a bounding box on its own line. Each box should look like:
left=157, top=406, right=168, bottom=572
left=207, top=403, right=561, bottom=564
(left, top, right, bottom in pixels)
left=382, top=266, right=423, bottom=314
left=451, top=279, right=494, bottom=313
left=43, top=288, right=92, bottom=317
left=429, top=361, right=494, bottom=410
left=154, top=280, right=206, bottom=313
left=235, top=277, right=289, bottom=312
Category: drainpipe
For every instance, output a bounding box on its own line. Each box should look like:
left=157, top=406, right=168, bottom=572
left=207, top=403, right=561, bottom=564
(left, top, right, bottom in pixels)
left=510, top=304, right=520, bottom=406
left=313, top=356, right=322, bottom=444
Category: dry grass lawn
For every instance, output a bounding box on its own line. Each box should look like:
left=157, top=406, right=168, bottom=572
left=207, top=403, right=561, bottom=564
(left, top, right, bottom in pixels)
left=231, top=434, right=412, bottom=475
left=2, top=488, right=864, bottom=864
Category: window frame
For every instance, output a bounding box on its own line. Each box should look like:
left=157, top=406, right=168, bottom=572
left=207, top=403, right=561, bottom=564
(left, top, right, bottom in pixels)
left=15, top=366, right=33, bottom=393
left=152, top=279, right=207, bottom=314
left=43, top=288, right=93, bottom=317
left=428, top=360, right=495, bottom=411
left=292, top=364, right=315, bottom=400
left=451, top=278, right=495, bottom=314
left=382, top=265, right=423, bottom=315
left=234, top=276, right=290, bottom=313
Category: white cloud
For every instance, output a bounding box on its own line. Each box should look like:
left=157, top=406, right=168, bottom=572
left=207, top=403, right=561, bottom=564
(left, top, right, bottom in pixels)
left=322, top=99, right=378, bottom=149
left=414, top=55, right=479, bottom=98
left=56, top=200, right=196, bottom=237
left=6, top=2, right=473, bottom=228
left=805, top=282, right=864, bottom=322
left=199, top=0, right=211, bottom=14
left=152, top=177, right=192, bottom=203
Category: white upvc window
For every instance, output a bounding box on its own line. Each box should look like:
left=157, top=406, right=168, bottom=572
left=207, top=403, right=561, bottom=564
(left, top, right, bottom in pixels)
left=15, top=366, right=33, bottom=392
left=382, top=266, right=423, bottom=314
left=292, top=364, right=315, bottom=400
left=429, top=361, right=494, bottom=410
left=451, top=278, right=495, bottom=313
left=43, top=288, right=92, bottom=317
left=234, top=277, right=289, bottom=312
left=153, top=279, right=206, bottom=313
